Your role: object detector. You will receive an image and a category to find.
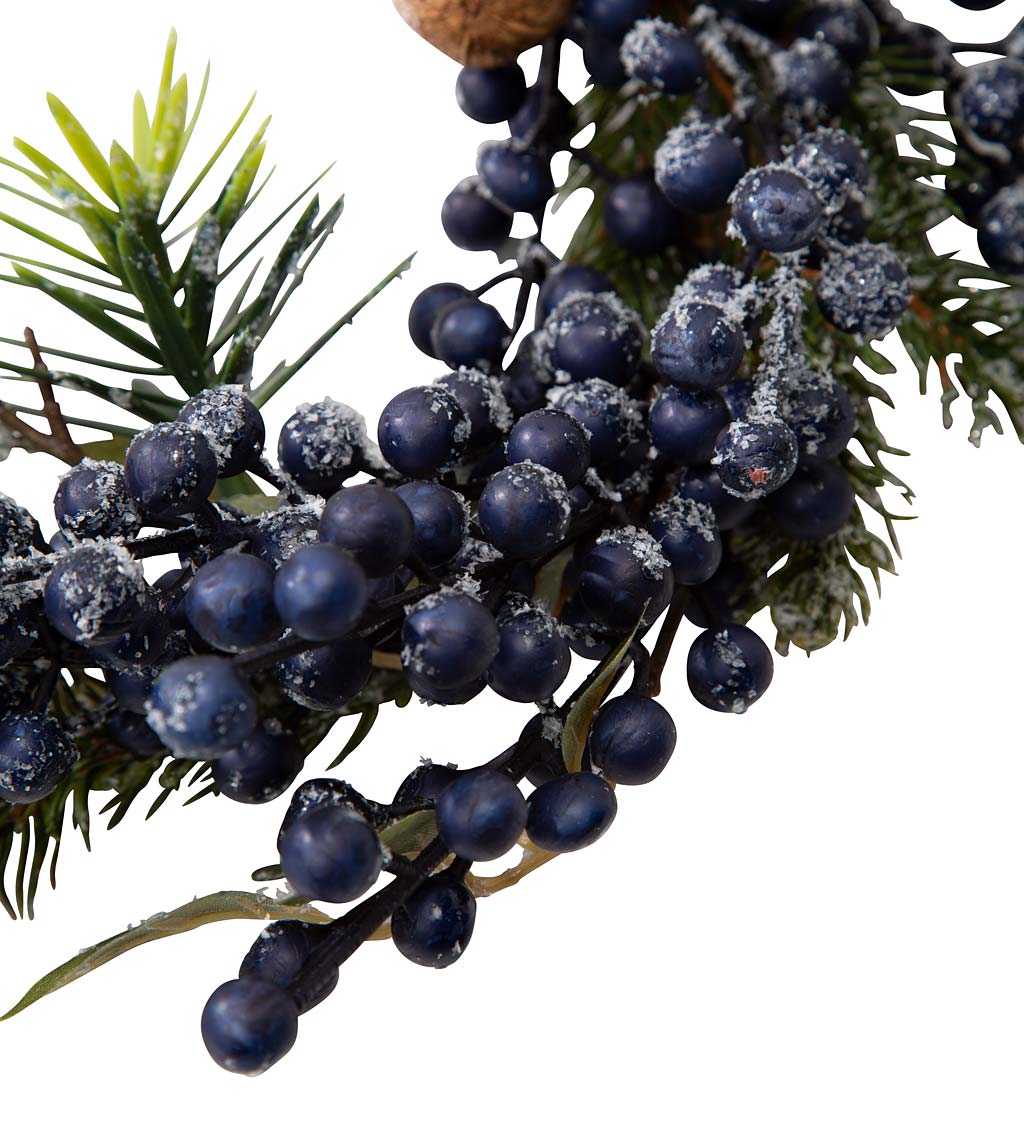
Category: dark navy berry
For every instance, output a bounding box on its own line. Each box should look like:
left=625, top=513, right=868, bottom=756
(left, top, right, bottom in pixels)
left=977, top=184, right=1024, bottom=276
left=768, top=458, right=854, bottom=540
left=589, top=695, right=676, bottom=785
left=550, top=379, right=644, bottom=466
left=89, top=609, right=169, bottom=670
left=675, top=263, right=745, bottom=308
left=959, top=58, right=1024, bottom=148
left=456, top=64, right=527, bottom=124
left=478, top=462, right=572, bottom=559
left=508, top=85, right=574, bottom=143
left=604, top=175, right=678, bottom=255
left=240, top=920, right=337, bottom=1012
left=273, top=543, right=367, bottom=641
left=435, top=368, right=512, bottom=455
left=687, top=623, right=774, bottom=713
left=526, top=772, right=617, bottom=853
left=436, top=770, right=528, bottom=861
left=185, top=553, right=281, bottom=653
left=537, top=264, right=614, bottom=323
left=378, top=385, right=470, bottom=478
left=789, top=127, right=869, bottom=211
left=251, top=505, right=320, bottom=568
left=147, top=656, right=258, bottom=758
left=487, top=596, right=571, bottom=703
left=279, top=803, right=384, bottom=902
left=105, top=632, right=188, bottom=713
left=714, top=419, right=799, bottom=499
left=649, top=496, right=723, bottom=585
left=406, top=670, right=486, bottom=706
left=503, top=331, right=551, bottom=415
left=582, top=0, right=648, bottom=36
left=409, top=282, right=470, bottom=357
left=213, top=724, right=304, bottom=804
left=578, top=527, right=674, bottom=631
left=0, top=587, right=40, bottom=664
left=542, top=291, right=644, bottom=386
left=795, top=2, right=878, bottom=68
left=0, top=713, right=78, bottom=804
left=649, top=386, right=730, bottom=464
left=202, top=977, right=298, bottom=1075
left=652, top=301, right=745, bottom=390
left=54, top=458, right=140, bottom=539
left=124, top=422, right=217, bottom=518
left=781, top=368, right=856, bottom=458
left=621, top=17, right=706, bottom=94
left=278, top=399, right=367, bottom=495
left=276, top=639, right=371, bottom=711
left=0, top=493, right=39, bottom=559
left=477, top=140, right=554, bottom=213
left=106, top=707, right=166, bottom=757
left=401, top=591, right=499, bottom=690
left=392, top=875, right=477, bottom=967
left=505, top=408, right=591, bottom=487
left=442, top=177, right=514, bottom=252
left=678, top=465, right=756, bottom=531
left=43, top=543, right=149, bottom=645
left=178, top=386, right=265, bottom=478
left=655, top=120, right=746, bottom=214
left=393, top=762, right=459, bottom=806
left=731, top=166, right=822, bottom=253
left=319, top=485, right=414, bottom=577
left=773, top=38, right=852, bottom=119
left=431, top=297, right=510, bottom=370
left=583, top=31, right=628, bottom=88
left=394, top=481, right=467, bottom=568
left=817, top=242, right=910, bottom=340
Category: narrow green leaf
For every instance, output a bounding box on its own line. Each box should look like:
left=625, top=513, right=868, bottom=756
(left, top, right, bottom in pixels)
left=151, top=74, right=189, bottom=199
left=181, top=214, right=222, bottom=350
left=80, top=435, right=131, bottom=461
left=150, top=29, right=179, bottom=139
left=108, top=141, right=147, bottom=216
left=379, top=810, right=438, bottom=858
left=214, top=126, right=269, bottom=234
left=13, top=139, right=118, bottom=225
left=132, top=92, right=153, bottom=170
left=327, top=706, right=379, bottom=769
left=0, top=210, right=109, bottom=272
left=0, top=254, right=126, bottom=292
left=49, top=170, right=122, bottom=274
left=179, top=63, right=211, bottom=156
left=0, top=890, right=331, bottom=1021
left=46, top=94, right=116, bottom=202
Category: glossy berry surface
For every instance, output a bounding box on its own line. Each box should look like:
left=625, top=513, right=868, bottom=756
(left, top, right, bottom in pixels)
left=794, top=2, right=877, bottom=66
left=551, top=379, right=642, bottom=466
left=537, top=264, right=613, bottom=323
left=212, top=724, right=304, bottom=805
left=730, top=166, right=822, bottom=253
left=652, top=301, right=745, bottom=390
left=487, top=596, right=571, bottom=703
left=54, top=459, right=140, bottom=539
left=648, top=386, right=730, bottom=465
left=687, top=623, right=774, bottom=713
left=279, top=804, right=384, bottom=903
left=655, top=120, right=746, bottom=214
left=177, top=386, right=265, bottom=478
left=378, top=385, right=469, bottom=478
left=621, top=18, right=706, bottom=94
left=392, top=875, right=477, bottom=968
left=441, top=177, right=514, bottom=252
left=478, top=462, right=572, bottom=559
left=715, top=419, right=799, bottom=500
left=505, top=408, right=590, bottom=487
left=43, top=543, right=148, bottom=645
left=583, top=30, right=628, bottom=88
left=319, top=485, right=414, bottom=578
left=185, top=553, right=280, bottom=653
left=435, top=770, right=528, bottom=861
left=393, top=762, right=459, bottom=806
left=589, top=695, right=676, bottom=785
left=455, top=64, right=526, bottom=124
left=276, top=639, right=371, bottom=711
left=768, top=458, right=854, bottom=541
left=146, top=655, right=257, bottom=758
left=0, top=713, right=79, bottom=804
left=526, top=772, right=617, bottom=853
left=278, top=399, right=367, bottom=495
left=408, top=282, right=470, bottom=357
left=649, top=496, right=723, bottom=586
left=394, top=481, right=467, bottom=568
left=401, top=591, right=499, bottom=690
left=677, top=465, right=755, bottom=531
left=435, top=368, right=511, bottom=455
left=273, top=543, right=367, bottom=642
left=542, top=291, right=644, bottom=386
left=201, top=978, right=298, bottom=1076
left=788, top=127, right=869, bottom=211
left=578, top=527, right=673, bottom=631
left=603, top=175, right=677, bottom=255
left=431, top=297, right=509, bottom=370
left=476, top=140, right=553, bottom=214
left=581, top=0, right=648, bottom=36
left=240, top=920, right=338, bottom=1012
left=250, top=505, right=320, bottom=569
left=124, top=421, right=217, bottom=518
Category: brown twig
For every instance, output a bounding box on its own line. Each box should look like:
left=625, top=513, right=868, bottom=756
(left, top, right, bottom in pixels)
left=23, top=327, right=84, bottom=464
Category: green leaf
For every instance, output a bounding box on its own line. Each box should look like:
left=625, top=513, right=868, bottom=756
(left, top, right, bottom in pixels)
left=46, top=94, right=116, bottom=202
left=151, top=75, right=189, bottom=200
left=0, top=890, right=332, bottom=1021
left=13, top=139, right=118, bottom=225
left=132, top=92, right=154, bottom=171
left=150, top=29, right=179, bottom=139
left=0, top=210, right=110, bottom=272
left=214, top=123, right=269, bottom=235
left=379, top=810, right=438, bottom=858
left=79, top=435, right=130, bottom=462
left=327, top=706, right=379, bottom=769
left=108, top=141, right=147, bottom=217
left=181, top=214, right=221, bottom=350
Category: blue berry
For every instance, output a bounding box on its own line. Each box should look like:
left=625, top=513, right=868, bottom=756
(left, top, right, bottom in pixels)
left=106, top=707, right=166, bottom=757
left=781, top=368, right=856, bottom=458
left=394, top=481, right=467, bottom=568
left=147, top=656, right=258, bottom=758
left=578, top=527, right=674, bottom=631
left=456, top=64, right=527, bottom=123
left=240, top=920, right=337, bottom=1012
left=124, top=422, right=217, bottom=518
left=177, top=387, right=265, bottom=478
left=54, top=459, right=140, bottom=539
left=477, top=140, right=554, bottom=213
left=678, top=465, right=756, bottom=531
left=406, top=670, right=486, bottom=706
left=392, top=762, right=459, bottom=805
left=789, top=127, right=869, bottom=211
left=817, top=242, right=910, bottom=340
left=279, top=804, right=384, bottom=902
left=276, top=639, right=371, bottom=711
left=621, top=17, right=706, bottom=94
left=185, top=554, right=280, bottom=652
left=649, top=496, right=723, bottom=585
left=687, top=623, right=774, bottom=713
left=487, top=595, right=571, bottom=703
left=655, top=120, right=746, bottom=214
left=278, top=399, right=368, bottom=495
left=714, top=419, right=799, bottom=499
left=527, top=772, right=617, bottom=852
left=273, top=543, right=367, bottom=642
left=105, top=631, right=188, bottom=713
left=649, top=386, right=730, bottom=464
left=201, top=977, right=298, bottom=1075
left=478, top=462, right=572, bottom=559
left=767, top=458, right=854, bottom=540
left=251, top=505, right=320, bottom=568
left=431, top=297, right=510, bottom=370
left=409, top=282, right=470, bottom=357
left=959, top=58, right=1024, bottom=148
left=505, top=408, right=591, bottom=487
left=503, top=331, right=551, bottom=415
left=435, top=368, right=512, bottom=455
left=0, top=713, right=78, bottom=804
left=378, top=385, right=470, bottom=478
left=977, top=184, right=1024, bottom=275
left=652, top=301, right=745, bottom=390
left=589, top=695, right=676, bottom=784
left=794, top=2, right=878, bottom=67
left=319, top=485, right=414, bottom=577
left=509, top=85, right=574, bottom=143
left=43, top=543, right=149, bottom=645
left=549, top=378, right=644, bottom=466
left=442, top=177, right=514, bottom=252
left=0, top=493, right=39, bottom=558
left=773, top=38, right=852, bottom=119
left=542, top=291, right=644, bottom=386
left=89, top=609, right=170, bottom=670
left=582, top=0, right=648, bottom=36
left=0, top=587, right=40, bottom=664
left=583, top=30, right=628, bottom=88
left=212, top=723, right=304, bottom=804
left=720, top=379, right=755, bottom=421
left=604, top=175, right=678, bottom=255
left=401, top=592, right=499, bottom=690
left=537, top=264, right=614, bottom=323
left=435, top=770, right=528, bottom=861
left=392, top=875, right=477, bottom=967
left=560, top=592, right=618, bottom=657
left=731, top=166, right=822, bottom=253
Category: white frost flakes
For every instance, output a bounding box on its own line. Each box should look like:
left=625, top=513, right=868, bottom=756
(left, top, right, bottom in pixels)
left=54, top=542, right=148, bottom=641
left=595, top=525, right=670, bottom=579
left=283, top=398, right=370, bottom=475
left=179, top=386, right=254, bottom=471
left=817, top=241, right=911, bottom=343
left=540, top=713, right=564, bottom=746
left=620, top=17, right=675, bottom=90
left=651, top=495, right=718, bottom=543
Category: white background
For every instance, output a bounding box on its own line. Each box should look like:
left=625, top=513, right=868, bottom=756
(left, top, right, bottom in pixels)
left=1, top=1, right=1023, bottom=1122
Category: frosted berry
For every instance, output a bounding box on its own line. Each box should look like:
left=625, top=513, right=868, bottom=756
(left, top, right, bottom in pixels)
left=378, top=385, right=470, bottom=478
left=478, top=462, right=572, bottom=559
left=276, top=639, right=371, bottom=711
left=621, top=18, right=706, bottom=94
left=714, top=419, right=799, bottom=500
left=279, top=804, right=384, bottom=902
left=505, top=408, right=590, bottom=487
left=394, top=481, right=467, bottom=569
left=0, top=713, right=79, bottom=804
left=603, top=176, right=678, bottom=255
left=648, top=386, right=730, bottom=465
left=655, top=120, right=746, bottom=214
left=146, top=656, right=258, bottom=758
left=476, top=140, right=554, bottom=213
left=577, top=526, right=674, bottom=631
left=177, top=386, right=265, bottom=478
left=817, top=242, right=910, bottom=340
left=487, top=595, right=571, bottom=703
left=278, top=399, right=368, bottom=495
left=124, top=421, right=217, bottom=518
left=319, top=485, right=415, bottom=578
left=649, top=495, right=723, bottom=585
left=687, top=623, right=774, bottom=713
left=213, top=724, right=304, bottom=805
left=652, top=301, right=745, bottom=390
left=54, top=459, right=140, bottom=539
left=767, top=458, right=854, bottom=540
left=730, top=166, right=823, bottom=253
left=401, top=591, right=499, bottom=690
